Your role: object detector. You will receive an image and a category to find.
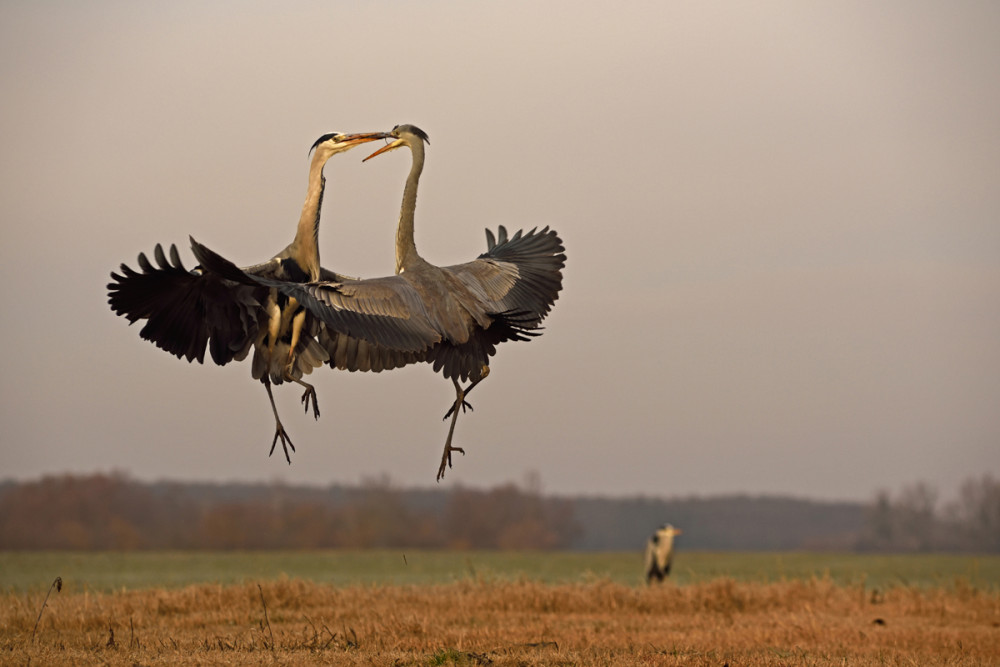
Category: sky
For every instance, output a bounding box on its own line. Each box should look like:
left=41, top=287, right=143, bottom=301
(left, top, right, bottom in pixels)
left=1, top=1, right=998, bottom=503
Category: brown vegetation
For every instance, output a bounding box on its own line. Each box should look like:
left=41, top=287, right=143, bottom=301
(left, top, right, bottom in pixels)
left=0, top=473, right=580, bottom=551
left=4, top=578, right=998, bottom=665
left=2, top=472, right=998, bottom=552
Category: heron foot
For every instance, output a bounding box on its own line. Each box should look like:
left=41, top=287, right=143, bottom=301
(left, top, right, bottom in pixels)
left=436, top=443, right=465, bottom=482
left=300, top=386, right=320, bottom=420
left=443, top=375, right=485, bottom=420
left=442, top=399, right=473, bottom=420
left=269, top=423, right=296, bottom=464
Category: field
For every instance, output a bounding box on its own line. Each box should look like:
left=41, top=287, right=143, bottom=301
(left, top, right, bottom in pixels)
left=4, top=550, right=999, bottom=593
left=2, top=551, right=999, bottom=665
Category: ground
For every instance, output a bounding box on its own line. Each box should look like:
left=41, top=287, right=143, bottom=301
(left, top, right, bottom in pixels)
left=4, top=577, right=999, bottom=665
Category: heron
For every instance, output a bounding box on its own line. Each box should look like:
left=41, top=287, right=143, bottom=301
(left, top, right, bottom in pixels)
left=644, top=524, right=683, bottom=584
left=164, top=124, right=565, bottom=480
left=361, top=124, right=566, bottom=479
left=108, top=131, right=438, bottom=463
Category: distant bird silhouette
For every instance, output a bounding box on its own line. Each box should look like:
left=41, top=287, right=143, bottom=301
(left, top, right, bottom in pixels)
left=644, top=524, right=683, bottom=583
left=108, top=132, right=438, bottom=463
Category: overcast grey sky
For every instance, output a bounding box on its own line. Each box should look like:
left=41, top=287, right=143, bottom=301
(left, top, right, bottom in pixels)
left=1, top=1, right=998, bottom=502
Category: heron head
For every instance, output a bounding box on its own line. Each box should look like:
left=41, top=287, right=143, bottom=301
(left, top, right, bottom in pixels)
left=309, top=131, right=391, bottom=157
left=362, top=124, right=430, bottom=162
left=659, top=524, right=682, bottom=537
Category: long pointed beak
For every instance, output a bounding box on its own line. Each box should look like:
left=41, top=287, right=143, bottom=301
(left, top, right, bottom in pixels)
left=340, top=132, right=392, bottom=148
left=363, top=137, right=406, bottom=162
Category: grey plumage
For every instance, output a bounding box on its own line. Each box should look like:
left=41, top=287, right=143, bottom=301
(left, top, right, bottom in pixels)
left=108, top=125, right=566, bottom=479
left=108, top=131, right=424, bottom=463
left=255, top=124, right=565, bottom=478
left=358, top=124, right=566, bottom=479
left=644, top=524, right=683, bottom=584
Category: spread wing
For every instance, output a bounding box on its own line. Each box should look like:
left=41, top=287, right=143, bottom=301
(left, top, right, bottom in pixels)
left=417, top=226, right=566, bottom=383
left=107, top=243, right=260, bottom=365
left=189, top=238, right=441, bottom=353
left=444, top=225, right=566, bottom=328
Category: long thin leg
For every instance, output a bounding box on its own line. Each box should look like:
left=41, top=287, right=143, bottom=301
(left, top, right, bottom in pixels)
left=284, top=309, right=319, bottom=419
left=264, top=378, right=295, bottom=464
left=442, top=365, right=490, bottom=420
left=437, top=378, right=467, bottom=481
left=442, top=378, right=481, bottom=420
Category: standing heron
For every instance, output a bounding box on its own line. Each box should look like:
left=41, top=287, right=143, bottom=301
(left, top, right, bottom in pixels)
left=108, top=131, right=439, bottom=462
left=644, top=524, right=683, bottom=583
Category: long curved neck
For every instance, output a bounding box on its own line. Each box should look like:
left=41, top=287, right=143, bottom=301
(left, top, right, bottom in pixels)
left=290, top=149, right=329, bottom=281
left=395, top=139, right=424, bottom=274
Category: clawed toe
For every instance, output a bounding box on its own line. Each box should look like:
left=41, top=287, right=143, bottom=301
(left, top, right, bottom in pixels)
left=436, top=444, right=465, bottom=482
left=300, top=387, right=320, bottom=420
left=269, top=425, right=296, bottom=464
left=442, top=400, right=473, bottom=421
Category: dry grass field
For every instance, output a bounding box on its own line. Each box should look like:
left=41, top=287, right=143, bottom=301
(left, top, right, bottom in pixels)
left=3, top=577, right=999, bottom=666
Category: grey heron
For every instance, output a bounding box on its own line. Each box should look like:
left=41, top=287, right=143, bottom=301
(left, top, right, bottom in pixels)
left=360, top=124, right=566, bottom=479
left=115, top=124, right=567, bottom=480
left=644, top=523, right=683, bottom=583
left=107, top=131, right=436, bottom=463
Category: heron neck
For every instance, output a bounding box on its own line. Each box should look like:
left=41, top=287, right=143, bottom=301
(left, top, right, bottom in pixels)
left=395, top=140, right=424, bottom=274
left=292, top=150, right=327, bottom=281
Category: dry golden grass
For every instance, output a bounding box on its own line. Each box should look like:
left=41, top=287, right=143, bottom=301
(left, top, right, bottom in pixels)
left=3, top=577, right=998, bottom=665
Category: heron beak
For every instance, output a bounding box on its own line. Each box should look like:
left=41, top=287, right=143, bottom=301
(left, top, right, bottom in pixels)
left=339, top=132, right=392, bottom=148
left=362, top=137, right=407, bottom=162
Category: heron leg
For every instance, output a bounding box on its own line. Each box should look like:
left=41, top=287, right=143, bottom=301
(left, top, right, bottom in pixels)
left=443, top=379, right=479, bottom=420
left=436, top=378, right=467, bottom=482
left=264, top=378, right=295, bottom=464
left=281, top=309, right=320, bottom=419
left=264, top=292, right=282, bottom=359
left=442, top=365, right=490, bottom=420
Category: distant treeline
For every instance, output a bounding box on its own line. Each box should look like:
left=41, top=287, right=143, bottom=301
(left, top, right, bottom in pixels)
left=0, top=473, right=578, bottom=551
left=0, top=473, right=996, bottom=552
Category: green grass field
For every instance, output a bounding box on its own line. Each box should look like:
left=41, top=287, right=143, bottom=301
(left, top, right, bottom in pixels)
left=3, top=550, right=998, bottom=594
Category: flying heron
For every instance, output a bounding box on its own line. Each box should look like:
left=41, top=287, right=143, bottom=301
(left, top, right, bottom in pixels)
left=108, top=131, right=437, bottom=462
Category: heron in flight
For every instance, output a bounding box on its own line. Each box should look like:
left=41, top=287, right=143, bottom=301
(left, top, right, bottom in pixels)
left=236, top=125, right=566, bottom=479
left=112, top=125, right=566, bottom=480
left=108, top=131, right=438, bottom=462
left=359, top=124, right=566, bottom=479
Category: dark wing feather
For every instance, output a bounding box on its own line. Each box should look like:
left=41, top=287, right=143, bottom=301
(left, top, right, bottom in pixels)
left=423, top=226, right=564, bottom=382
left=318, top=267, right=360, bottom=282
left=423, top=309, right=541, bottom=383
left=107, top=244, right=260, bottom=365
left=287, top=277, right=442, bottom=352
left=444, top=225, right=566, bottom=328
left=318, top=328, right=424, bottom=373
left=189, top=238, right=441, bottom=353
